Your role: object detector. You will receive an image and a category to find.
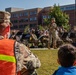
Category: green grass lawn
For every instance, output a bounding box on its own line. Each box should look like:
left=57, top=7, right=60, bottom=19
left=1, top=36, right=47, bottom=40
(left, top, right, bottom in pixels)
left=32, top=49, right=59, bottom=75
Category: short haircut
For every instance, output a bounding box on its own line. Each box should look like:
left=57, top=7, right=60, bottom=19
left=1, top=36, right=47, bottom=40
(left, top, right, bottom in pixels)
left=58, top=44, right=76, bottom=67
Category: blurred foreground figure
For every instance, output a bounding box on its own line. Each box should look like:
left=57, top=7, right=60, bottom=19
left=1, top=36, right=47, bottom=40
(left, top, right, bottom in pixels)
left=53, top=44, right=76, bottom=75
left=0, top=11, right=41, bottom=75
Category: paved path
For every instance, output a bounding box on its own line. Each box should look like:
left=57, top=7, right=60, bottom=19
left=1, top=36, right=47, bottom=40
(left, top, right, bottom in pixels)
left=30, top=48, right=59, bottom=50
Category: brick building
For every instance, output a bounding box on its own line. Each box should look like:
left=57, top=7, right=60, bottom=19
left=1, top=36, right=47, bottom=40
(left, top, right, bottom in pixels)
left=5, top=8, right=42, bottom=31
left=41, top=6, right=52, bottom=25
left=5, top=4, right=76, bottom=31
left=41, top=4, right=76, bottom=28
left=60, top=4, right=75, bottom=29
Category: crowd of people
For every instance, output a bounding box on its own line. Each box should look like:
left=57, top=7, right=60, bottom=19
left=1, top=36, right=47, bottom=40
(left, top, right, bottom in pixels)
left=10, top=21, right=64, bottom=49
left=11, top=17, right=71, bottom=49
left=0, top=11, right=76, bottom=75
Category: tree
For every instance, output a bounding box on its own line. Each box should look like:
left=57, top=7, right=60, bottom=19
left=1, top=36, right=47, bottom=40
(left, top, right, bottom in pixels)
left=44, top=4, right=70, bottom=31
left=24, top=25, right=30, bottom=34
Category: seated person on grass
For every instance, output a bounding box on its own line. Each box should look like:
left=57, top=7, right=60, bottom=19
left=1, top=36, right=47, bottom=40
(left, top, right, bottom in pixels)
left=53, top=44, right=76, bottom=75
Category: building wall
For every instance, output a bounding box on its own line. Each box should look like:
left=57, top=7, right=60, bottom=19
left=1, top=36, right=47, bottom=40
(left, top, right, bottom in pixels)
left=41, top=4, right=76, bottom=27
left=5, top=7, right=24, bottom=12
left=10, top=8, right=42, bottom=31
left=63, top=10, right=75, bottom=28
left=5, top=4, right=76, bottom=31
left=60, top=4, right=75, bottom=29
left=41, top=7, right=52, bottom=25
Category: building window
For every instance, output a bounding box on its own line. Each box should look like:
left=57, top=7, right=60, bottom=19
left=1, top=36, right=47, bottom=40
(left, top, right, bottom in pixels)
left=60, top=7, right=65, bottom=11
left=24, top=24, right=28, bottom=28
left=30, top=24, right=36, bottom=28
left=30, top=17, right=37, bottom=21
left=30, top=11, right=37, bottom=15
left=15, top=14, right=18, bottom=17
left=19, top=13, right=23, bottom=17
left=48, top=15, right=50, bottom=19
left=65, top=6, right=75, bottom=10
left=11, top=14, right=13, bottom=18
left=19, top=25, right=24, bottom=28
left=13, top=25, right=18, bottom=29
left=11, top=14, right=18, bottom=18
left=11, top=14, right=14, bottom=18
left=24, top=18, right=28, bottom=22
left=12, top=20, right=18, bottom=23
left=60, top=5, right=75, bottom=11
left=19, top=19, right=24, bottom=23
left=24, top=12, right=28, bottom=16
left=42, top=15, right=47, bottom=19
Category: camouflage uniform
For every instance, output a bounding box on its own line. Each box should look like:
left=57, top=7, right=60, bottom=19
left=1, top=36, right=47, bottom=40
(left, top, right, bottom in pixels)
left=48, top=22, right=57, bottom=49
left=30, top=30, right=38, bottom=47
left=0, top=35, right=41, bottom=75
left=15, top=41, right=41, bottom=75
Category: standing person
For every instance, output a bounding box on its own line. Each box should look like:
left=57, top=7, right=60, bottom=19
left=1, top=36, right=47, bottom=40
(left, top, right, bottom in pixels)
left=53, top=44, right=76, bottom=75
left=0, top=11, right=41, bottom=75
left=48, top=18, right=57, bottom=49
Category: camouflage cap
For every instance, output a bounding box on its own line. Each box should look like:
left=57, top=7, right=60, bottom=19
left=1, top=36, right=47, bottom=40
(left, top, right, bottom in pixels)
left=0, top=11, right=12, bottom=24
left=51, top=17, right=55, bottom=20
left=51, top=17, right=56, bottom=22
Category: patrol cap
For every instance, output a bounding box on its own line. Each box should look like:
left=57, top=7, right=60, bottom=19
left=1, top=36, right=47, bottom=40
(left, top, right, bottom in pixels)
left=51, top=17, right=56, bottom=22
left=0, top=11, right=12, bottom=26
left=51, top=17, right=55, bottom=20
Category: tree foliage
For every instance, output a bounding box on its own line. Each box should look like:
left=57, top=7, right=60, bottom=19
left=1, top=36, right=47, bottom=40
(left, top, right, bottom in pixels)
left=24, top=25, right=30, bottom=34
left=44, top=4, right=70, bottom=31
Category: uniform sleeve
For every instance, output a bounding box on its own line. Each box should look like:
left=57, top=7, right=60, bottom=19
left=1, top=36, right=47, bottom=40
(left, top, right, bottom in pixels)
left=14, top=42, right=41, bottom=72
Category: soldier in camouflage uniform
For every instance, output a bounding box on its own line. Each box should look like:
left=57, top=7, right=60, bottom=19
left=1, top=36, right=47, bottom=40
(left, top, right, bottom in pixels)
left=48, top=18, right=57, bottom=49
left=30, top=29, right=38, bottom=48
left=0, top=11, right=41, bottom=75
